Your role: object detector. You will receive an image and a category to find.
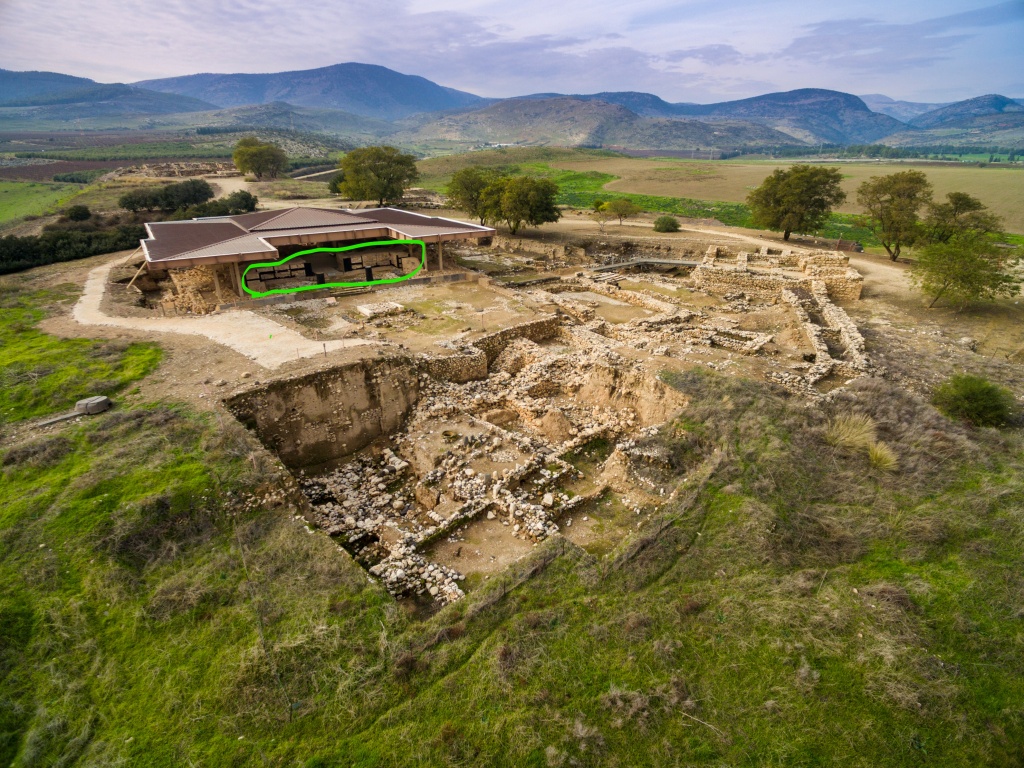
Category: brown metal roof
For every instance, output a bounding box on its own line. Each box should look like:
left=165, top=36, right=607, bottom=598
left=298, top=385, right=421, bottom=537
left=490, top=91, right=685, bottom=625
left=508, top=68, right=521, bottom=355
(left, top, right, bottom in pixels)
left=247, top=208, right=378, bottom=232
left=143, top=207, right=494, bottom=267
left=227, top=210, right=289, bottom=229
left=144, top=220, right=247, bottom=260
left=157, top=234, right=278, bottom=263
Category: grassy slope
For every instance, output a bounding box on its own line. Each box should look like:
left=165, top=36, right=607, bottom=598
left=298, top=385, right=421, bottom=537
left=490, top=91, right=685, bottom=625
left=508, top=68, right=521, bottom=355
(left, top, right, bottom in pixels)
left=2, top=284, right=1024, bottom=766
left=0, top=285, right=161, bottom=424
left=0, top=182, right=79, bottom=226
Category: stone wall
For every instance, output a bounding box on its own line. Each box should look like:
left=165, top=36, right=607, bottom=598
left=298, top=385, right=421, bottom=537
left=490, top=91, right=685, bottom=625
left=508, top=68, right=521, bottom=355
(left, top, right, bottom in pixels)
left=691, top=248, right=863, bottom=302
left=421, top=347, right=489, bottom=383
left=472, top=315, right=562, bottom=364
left=224, top=357, right=420, bottom=470
left=490, top=235, right=583, bottom=261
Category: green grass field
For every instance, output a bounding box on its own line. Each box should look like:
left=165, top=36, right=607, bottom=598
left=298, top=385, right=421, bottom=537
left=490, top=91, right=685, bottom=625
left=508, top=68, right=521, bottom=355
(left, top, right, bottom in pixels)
left=0, top=181, right=79, bottom=226
left=3, top=280, right=1024, bottom=765
left=0, top=285, right=161, bottom=425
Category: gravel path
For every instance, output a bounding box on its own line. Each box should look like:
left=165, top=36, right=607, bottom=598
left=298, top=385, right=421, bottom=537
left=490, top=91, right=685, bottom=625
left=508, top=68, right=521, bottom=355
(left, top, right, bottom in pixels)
left=73, top=254, right=371, bottom=369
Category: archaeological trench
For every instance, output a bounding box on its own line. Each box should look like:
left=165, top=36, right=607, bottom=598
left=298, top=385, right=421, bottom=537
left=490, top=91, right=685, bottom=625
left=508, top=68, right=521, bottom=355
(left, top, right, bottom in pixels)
left=211, top=237, right=870, bottom=605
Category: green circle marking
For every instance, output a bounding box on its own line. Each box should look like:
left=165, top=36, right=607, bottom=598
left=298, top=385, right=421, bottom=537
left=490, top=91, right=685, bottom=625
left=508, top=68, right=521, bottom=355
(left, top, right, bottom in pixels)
left=240, top=239, right=427, bottom=298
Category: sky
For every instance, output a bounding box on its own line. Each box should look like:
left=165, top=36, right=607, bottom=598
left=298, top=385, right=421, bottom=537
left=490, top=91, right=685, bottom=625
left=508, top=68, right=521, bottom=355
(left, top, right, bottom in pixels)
left=1, top=0, right=1022, bottom=103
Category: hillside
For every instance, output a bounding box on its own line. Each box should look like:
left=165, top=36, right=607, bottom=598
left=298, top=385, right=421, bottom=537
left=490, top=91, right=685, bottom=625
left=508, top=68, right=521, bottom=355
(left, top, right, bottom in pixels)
left=674, top=88, right=907, bottom=144
left=859, top=94, right=951, bottom=122
left=400, top=97, right=801, bottom=149
left=2, top=270, right=1024, bottom=765
left=908, top=94, right=1024, bottom=129
left=519, top=91, right=689, bottom=118
left=0, top=68, right=97, bottom=102
left=136, top=62, right=487, bottom=120
left=157, top=102, right=396, bottom=141
left=0, top=84, right=217, bottom=121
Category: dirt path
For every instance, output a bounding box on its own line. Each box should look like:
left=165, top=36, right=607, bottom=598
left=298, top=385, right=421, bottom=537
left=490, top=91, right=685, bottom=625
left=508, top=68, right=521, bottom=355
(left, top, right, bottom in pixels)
left=210, top=176, right=252, bottom=198
left=72, top=254, right=372, bottom=369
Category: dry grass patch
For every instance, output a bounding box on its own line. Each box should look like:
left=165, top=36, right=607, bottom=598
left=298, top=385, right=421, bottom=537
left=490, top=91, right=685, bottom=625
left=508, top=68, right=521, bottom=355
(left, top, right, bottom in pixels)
left=826, top=413, right=877, bottom=451
left=868, top=441, right=900, bottom=472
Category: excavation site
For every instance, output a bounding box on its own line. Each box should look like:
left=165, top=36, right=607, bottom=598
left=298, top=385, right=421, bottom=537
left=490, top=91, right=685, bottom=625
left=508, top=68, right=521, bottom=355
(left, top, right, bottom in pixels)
left=218, top=237, right=872, bottom=605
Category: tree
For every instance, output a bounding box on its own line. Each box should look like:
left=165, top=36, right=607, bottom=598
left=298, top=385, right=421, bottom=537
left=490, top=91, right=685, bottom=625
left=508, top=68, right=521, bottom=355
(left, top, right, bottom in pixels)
left=327, top=172, right=345, bottom=195
left=119, top=180, right=214, bottom=214
left=856, top=170, right=932, bottom=261
left=746, top=165, right=846, bottom=240
left=64, top=204, right=91, bottom=222
left=118, top=188, right=163, bottom=213
left=923, top=192, right=1002, bottom=245
left=232, top=137, right=288, bottom=180
left=591, top=206, right=614, bottom=233
left=479, top=176, right=560, bottom=235
left=653, top=215, right=680, bottom=233
left=337, top=145, right=419, bottom=206
left=911, top=231, right=1019, bottom=309
left=602, top=198, right=642, bottom=225
left=446, top=167, right=504, bottom=224
left=161, top=178, right=214, bottom=210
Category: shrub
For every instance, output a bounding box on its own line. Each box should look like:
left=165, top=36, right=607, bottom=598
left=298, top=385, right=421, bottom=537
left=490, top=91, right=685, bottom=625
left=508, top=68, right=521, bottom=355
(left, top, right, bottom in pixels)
left=825, top=413, right=876, bottom=450
left=53, top=169, right=108, bottom=184
left=653, top=215, right=680, bottom=233
left=932, top=374, right=1017, bottom=427
left=64, top=204, right=91, bottom=221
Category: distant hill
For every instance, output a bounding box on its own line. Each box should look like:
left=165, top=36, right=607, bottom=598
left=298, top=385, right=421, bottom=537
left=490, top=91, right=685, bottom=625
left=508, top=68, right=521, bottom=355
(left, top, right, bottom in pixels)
left=859, top=94, right=951, bottom=122
left=671, top=88, right=907, bottom=144
left=136, top=63, right=487, bottom=120
left=908, top=94, right=1024, bottom=129
left=168, top=101, right=395, bottom=141
left=399, top=97, right=800, bottom=149
left=519, top=91, right=688, bottom=118
left=0, top=68, right=97, bottom=102
left=0, top=84, right=216, bottom=120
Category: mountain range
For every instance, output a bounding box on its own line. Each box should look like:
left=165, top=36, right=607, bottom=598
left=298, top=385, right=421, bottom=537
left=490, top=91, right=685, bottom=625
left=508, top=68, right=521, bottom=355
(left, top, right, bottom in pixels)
left=136, top=63, right=486, bottom=121
left=2, top=64, right=1023, bottom=150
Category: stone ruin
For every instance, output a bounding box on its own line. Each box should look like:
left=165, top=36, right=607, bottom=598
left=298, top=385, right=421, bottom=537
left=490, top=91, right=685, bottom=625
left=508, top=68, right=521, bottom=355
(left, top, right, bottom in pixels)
left=226, top=239, right=874, bottom=606
left=691, top=244, right=863, bottom=302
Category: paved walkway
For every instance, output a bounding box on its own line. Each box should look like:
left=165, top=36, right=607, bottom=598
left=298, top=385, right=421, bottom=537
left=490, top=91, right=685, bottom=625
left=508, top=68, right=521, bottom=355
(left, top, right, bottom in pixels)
left=73, top=255, right=371, bottom=369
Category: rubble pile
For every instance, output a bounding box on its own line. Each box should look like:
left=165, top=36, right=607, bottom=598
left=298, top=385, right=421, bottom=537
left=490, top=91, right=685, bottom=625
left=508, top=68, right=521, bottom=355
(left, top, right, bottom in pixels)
left=299, top=341, right=660, bottom=604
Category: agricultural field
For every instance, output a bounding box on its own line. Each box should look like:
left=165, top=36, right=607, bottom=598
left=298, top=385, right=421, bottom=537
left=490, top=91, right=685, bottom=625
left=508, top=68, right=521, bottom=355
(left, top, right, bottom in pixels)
left=419, top=149, right=1024, bottom=234
left=0, top=180, right=78, bottom=226
left=0, top=160, right=120, bottom=183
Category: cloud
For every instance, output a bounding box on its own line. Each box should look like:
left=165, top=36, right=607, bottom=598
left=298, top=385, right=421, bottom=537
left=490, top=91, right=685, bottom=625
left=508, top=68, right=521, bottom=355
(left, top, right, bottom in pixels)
left=664, top=44, right=751, bottom=66
left=0, top=0, right=1021, bottom=102
left=780, top=1, right=1024, bottom=72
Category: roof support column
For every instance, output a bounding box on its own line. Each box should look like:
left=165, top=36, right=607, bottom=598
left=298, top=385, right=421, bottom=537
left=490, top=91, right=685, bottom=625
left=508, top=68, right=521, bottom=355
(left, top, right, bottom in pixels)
left=232, top=261, right=244, bottom=298
left=438, top=240, right=444, bottom=272
left=212, top=266, right=224, bottom=304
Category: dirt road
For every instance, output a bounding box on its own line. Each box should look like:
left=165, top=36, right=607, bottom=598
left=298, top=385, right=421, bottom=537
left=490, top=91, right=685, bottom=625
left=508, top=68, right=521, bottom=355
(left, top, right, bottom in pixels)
left=72, top=254, right=372, bottom=369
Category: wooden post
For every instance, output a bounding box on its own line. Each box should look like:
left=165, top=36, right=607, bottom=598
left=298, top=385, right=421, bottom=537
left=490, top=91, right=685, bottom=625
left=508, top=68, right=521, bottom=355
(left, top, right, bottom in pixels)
left=438, top=240, right=444, bottom=272
left=232, top=262, right=244, bottom=298
left=212, top=266, right=224, bottom=304
left=125, top=261, right=148, bottom=290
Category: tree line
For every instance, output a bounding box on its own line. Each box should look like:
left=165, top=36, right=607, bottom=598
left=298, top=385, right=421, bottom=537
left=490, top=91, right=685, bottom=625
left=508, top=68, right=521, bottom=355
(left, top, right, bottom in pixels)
left=118, top=179, right=257, bottom=218
left=745, top=164, right=1018, bottom=309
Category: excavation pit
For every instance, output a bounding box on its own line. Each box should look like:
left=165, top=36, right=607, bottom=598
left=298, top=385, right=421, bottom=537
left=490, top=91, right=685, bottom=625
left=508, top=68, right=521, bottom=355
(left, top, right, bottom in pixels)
left=223, top=245, right=873, bottom=605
